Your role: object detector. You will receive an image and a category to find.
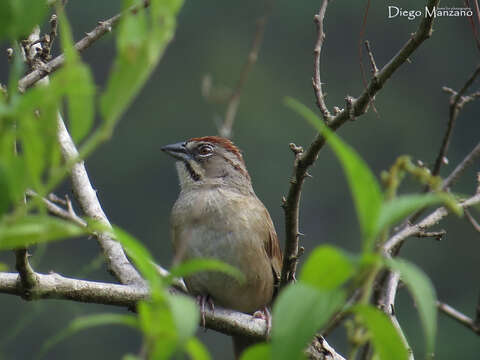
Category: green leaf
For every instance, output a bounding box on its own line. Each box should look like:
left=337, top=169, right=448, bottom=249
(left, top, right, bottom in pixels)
left=240, top=343, right=271, bottom=360
left=14, top=78, right=62, bottom=190
left=0, top=162, right=12, bottom=216
left=285, top=97, right=382, bottom=251
left=113, top=227, right=162, bottom=291
left=169, top=258, right=245, bottom=284
left=386, top=258, right=437, bottom=356
left=299, top=245, right=354, bottom=290
left=167, top=292, right=199, bottom=344
left=184, top=337, right=212, bottom=360
left=0, top=215, right=87, bottom=250
left=137, top=299, right=178, bottom=360
left=352, top=304, right=409, bottom=360
left=57, top=9, right=79, bottom=64
left=272, top=283, right=345, bottom=360
left=0, top=262, right=8, bottom=271
left=375, top=193, right=454, bottom=239
left=100, top=0, right=184, bottom=128
left=56, top=11, right=95, bottom=143
left=122, top=355, right=142, bottom=360
left=38, top=313, right=138, bottom=359
left=0, top=0, right=48, bottom=40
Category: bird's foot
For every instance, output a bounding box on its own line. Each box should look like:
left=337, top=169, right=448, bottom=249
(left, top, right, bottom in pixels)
left=253, top=306, right=272, bottom=336
left=196, top=295, right=215, bottom=330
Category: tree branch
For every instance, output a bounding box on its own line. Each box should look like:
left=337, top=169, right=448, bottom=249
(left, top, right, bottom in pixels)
left=443, top=142, right=480, bottom=190
left=0, top=272, right=343, bottom=359
left=437, top=300, right=480, bottom=335
left=218, top=9, right=269, bottom=138
left=56, top=114, right=145, bottom=286
left=432, top=64, right=480, bottom=177
left=17, top=0, right=151, bottom=93
left=312, top=0, right=332, bottom=122
left=280, top=0, right=440, bottom=287
left=384, top=192, right=480, bottom=254
left=14, top=249, right=37, bottom=297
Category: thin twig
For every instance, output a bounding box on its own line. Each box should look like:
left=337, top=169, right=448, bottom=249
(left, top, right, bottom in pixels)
left=384, top=192, right=480, bottom=254
left=281, top=0, right=440, bottom=288
left=465, top=208, right=480, bottom=232
left=26, top=190, right=87, bottom=227
left=443, top=142, right=480, bottom=189
left=415, top=229, right=446, bottom=240
left=475, top=292, right=480, bottom=328
left=432, top=64, right=480, bottom=177
left=17, top=0, right=151, bottom=93
left=364, top=40, right=378, bottom=74
left=312, top=0, right=332, bottom=122
left=437, top=301, right=480, bottom=335
left=218, top=7, right=270, bottom=138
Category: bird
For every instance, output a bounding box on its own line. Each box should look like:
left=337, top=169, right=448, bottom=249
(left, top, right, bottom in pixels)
left=162, top=136, right=282, bottom=358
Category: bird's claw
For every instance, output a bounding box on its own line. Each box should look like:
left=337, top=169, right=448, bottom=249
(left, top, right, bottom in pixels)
left=196, top=295, right=214, bottom=331
left=253, top=306, right=272, bottom=336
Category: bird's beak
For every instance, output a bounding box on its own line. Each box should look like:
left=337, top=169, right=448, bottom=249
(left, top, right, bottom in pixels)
left=161, top=141, right=191, bottom=161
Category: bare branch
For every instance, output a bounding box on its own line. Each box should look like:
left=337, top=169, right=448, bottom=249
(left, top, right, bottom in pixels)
left=57, top=114, right=144, bottom=286
left=281, top=0, right=440, bottom=288
left=384, top=193, right=480, bottom=254
left=219, top=10, right=269, bottom=138
left=364, top=40, right=379, bottom=75
left=465, top=208, right=480, bottom=232
left=443, top=142, right=480, bottom=189
left=437, top=301, right=480, bottom=335
left=415, top=229, right=446, bottom=240
left=0, top=272, right=147, bottom=307
left=432, top=64, right=480, bottom=177
left=17, top=0, right=151, bottom=93
left=26, top=190, right=87, bottom=227
left=0, top=272, right=343, bottom=359
left=312, top=0, right=332, bottom=122
left=14, top=249, right=37, bottom=297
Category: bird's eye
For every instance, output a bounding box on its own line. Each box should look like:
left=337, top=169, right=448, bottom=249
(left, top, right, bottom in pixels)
left=198, top=144, right=213, bottom=156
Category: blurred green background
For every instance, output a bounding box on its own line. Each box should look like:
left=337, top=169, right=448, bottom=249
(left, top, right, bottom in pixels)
left=1, top=0, right=479, bottom=359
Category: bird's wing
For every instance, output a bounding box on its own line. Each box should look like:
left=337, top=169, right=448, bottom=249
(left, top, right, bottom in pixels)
left=262, top=207, right=283, bottom=289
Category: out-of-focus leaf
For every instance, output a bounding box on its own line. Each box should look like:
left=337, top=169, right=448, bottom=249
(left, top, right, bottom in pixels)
left=184, top=337, right=211, bottom=360
left=137, top=299, right=177, bottom=360
left=352, top=305, right=408, bottom=360
left=299, top=245, right=354, bottom=290
left=240, top=343, right=271, bottom=360
left=0, top=262, right=8, bottom=271
left=38, top=313, right=138, bottom=359
left=272, top=283, right=345, bottom=360
left=113, top=227, right=162, bottom=291
left=56, top=11, right=95, bottom=143
left=374, top=193, right=458, bottom=239
left=100, top=0, right=184, bottom=128
left=122, top=355, right=142, bottom=360
left=167, top=292, right=199, bottom=345
left=0, top=163, right=12, bottom=216
left=0, top=215, right=87, bottom=250
left=169, top=258, right=245, bottom=284
left=285, top=97, right=382, bottom=251
left=14, top=78, right=61, bottom=191
left=386, top=258, right=437, bottom=356
left=0, top=0, right=48, bottom=40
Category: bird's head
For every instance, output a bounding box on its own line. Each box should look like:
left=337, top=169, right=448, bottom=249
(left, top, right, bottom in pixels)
left=162, top=136, right=253, bottom=193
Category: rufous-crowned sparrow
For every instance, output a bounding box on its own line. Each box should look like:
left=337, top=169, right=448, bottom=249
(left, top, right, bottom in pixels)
left=162, top=136, right=282, bottom=358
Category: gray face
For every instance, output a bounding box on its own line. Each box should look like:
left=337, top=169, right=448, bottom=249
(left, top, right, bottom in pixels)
left=162, top=138, right=251, bottom=189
